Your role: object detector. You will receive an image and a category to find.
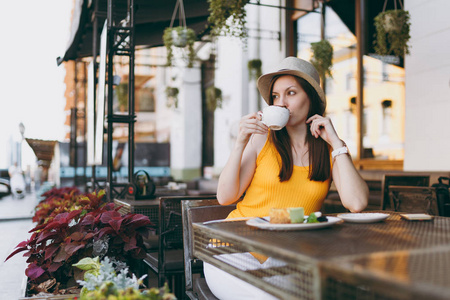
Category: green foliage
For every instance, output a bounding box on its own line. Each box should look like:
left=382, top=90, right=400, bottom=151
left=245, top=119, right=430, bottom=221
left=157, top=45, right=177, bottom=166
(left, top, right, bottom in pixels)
left=81, top=285, right=176, bottom=300
left=247, top=59, right=262, bottom=81
left=311, top=40, right=333, bottom=79
left=205, top=86, right=223, bottom=111
left=306, top=212, right=319, bottom=223
left=75, top=256, right=147, bottom=297
left=163, top=26, right=196, bottom=68
left=73, top=257, right=102, bottom=278
left=165, top=87, right=179, bottom=108
left=374, top=9, right=411, bottom=58
left=6, top=195, right=154, bottom=292
left=75, top=256, right=176, bottom=300
left=207, top=0, right=248, bottom=40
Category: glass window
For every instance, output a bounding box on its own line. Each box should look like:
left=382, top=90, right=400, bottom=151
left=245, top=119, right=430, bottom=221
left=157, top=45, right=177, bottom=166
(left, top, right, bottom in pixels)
left=295, top=5, right=404, bottom=162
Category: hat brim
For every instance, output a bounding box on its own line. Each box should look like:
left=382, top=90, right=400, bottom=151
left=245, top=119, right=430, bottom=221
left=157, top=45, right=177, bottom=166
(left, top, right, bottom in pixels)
left=257, top=69, right=326, bottom=111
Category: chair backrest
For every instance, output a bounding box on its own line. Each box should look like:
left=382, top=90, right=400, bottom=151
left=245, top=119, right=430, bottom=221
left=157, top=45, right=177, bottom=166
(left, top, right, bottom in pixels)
left=388, top=186, right=439, bottom=215
left=381, top=174, right=430, bottom=210
left=182, top=198, right=236, bottom=297
left=158, top=196, right=218, bottom=272
left=159, top=197, right=184, bottom=249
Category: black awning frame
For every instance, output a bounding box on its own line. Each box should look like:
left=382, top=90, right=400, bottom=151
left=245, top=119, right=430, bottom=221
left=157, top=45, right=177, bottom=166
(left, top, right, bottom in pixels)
left=57, top=0, right=211, bottom=65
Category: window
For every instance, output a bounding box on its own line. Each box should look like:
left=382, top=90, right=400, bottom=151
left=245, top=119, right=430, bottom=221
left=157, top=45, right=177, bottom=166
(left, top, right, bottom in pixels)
left=295, top=5, right=405, bottom=162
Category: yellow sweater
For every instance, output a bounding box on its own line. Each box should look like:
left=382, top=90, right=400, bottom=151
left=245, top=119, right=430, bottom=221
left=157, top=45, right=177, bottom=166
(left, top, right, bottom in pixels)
left=227, top=138, right=331, bottom=219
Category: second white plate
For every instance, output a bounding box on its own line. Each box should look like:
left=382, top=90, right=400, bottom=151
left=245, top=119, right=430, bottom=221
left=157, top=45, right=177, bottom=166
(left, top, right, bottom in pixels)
left=337, top=213, right=389, bottom=223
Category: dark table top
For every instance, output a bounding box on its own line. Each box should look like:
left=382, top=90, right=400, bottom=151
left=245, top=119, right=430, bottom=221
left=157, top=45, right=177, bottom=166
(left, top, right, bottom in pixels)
left=194, top=212, right=450, bottom=262
left=193, top=211, right=450, bottom=300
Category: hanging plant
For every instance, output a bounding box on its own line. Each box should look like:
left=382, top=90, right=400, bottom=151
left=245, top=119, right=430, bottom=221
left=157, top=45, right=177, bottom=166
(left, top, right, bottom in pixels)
left=205, top=86, right=223, bottom=111
left=207, top=0, right=248, bottom=40
left=247, top=59, right=262, bottom=81
left=165, top=86, right=179, bottom=108
left=310, top=39, right=333, bottom=79
left=382, top=99, right=393, bottom=108
left=373, top=9, right=411, bottom=58
left=163, top=26, right=196, bottom=68
left=163, top=0, right=197, bottom=68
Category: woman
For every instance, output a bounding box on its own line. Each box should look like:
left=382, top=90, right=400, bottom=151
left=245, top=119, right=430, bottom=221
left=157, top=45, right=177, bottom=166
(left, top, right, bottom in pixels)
left=205, top=57, right=369, bottom=299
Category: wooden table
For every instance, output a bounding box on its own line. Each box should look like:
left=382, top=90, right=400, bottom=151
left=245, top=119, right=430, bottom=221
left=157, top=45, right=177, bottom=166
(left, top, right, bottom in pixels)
left=192, top=212, right=450, bottom=300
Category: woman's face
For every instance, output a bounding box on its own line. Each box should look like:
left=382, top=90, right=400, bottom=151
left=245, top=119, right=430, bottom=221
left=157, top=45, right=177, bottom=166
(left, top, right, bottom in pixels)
left=271, top=75, right=310, bottom=127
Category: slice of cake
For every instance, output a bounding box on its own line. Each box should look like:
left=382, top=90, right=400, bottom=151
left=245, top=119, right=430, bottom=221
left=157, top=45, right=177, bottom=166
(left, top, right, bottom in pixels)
left=269, top=207, right=304, bottom=224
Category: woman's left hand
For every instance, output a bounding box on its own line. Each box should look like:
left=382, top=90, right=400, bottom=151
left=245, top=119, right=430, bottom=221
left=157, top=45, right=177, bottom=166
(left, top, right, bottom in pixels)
left=306, top=115, right=342, bottom=148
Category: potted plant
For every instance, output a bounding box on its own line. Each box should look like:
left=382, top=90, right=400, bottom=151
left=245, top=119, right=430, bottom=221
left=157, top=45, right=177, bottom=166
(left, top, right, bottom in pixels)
left=73, top=256, right=176, bottom=299
left=6, top=190, right=154, bottom=297
left=310, top=39, right=334, bottom=79
left=207, top=0, right=248, bottom=40
left=374, top=9, right=411, bottom=58
left=205, top=86, right=223, bottom=111
left=33, top=187, right=82, bottom=225
left=248, top=59, right=262, bottom=81
left=163, top=26, right=196, bottom=68
left=165, top=86, right=179, bottom=108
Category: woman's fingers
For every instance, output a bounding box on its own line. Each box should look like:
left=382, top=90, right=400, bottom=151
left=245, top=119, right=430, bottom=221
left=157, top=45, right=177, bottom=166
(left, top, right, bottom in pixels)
left=239, top=113, right=268, bottom=136
left=307, top=116, right=323, bottom=138
left=307, top=115, right=332, bottom=138
left=307, top=115, right=341, bottom=145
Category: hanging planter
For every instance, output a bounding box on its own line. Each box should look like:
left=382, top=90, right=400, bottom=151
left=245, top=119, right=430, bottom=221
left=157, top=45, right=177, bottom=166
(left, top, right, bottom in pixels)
left=374, top=9, right=411, bottom=58
left=165, top=86, right=179, bottom=109
left=163, top=0, right=197, bottom=68
left=172, top=27, right=189, bottom=47
left=247, top=59, right=262, bottom=81
left=163, top=27, right=196, bottom=67
left=205, top=86, right=223, bottom=111
left=310, top=39, right=333, bottom=79
left=207, top=0, right=248, bottom=40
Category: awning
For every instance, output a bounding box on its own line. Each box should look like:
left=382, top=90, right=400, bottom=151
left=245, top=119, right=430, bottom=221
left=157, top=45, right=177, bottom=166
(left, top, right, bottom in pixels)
left=25, top=139, right=57, bottom=165
left=57, top=0, right=211, bottom=64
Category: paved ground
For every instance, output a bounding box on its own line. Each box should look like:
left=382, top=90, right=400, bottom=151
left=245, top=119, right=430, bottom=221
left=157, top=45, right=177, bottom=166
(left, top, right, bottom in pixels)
left=0, top=192, right=38, bottom=299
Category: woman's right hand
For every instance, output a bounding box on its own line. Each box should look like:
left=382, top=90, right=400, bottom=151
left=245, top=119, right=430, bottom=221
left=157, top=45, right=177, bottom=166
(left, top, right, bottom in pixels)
left=236, top=112, right=268, bottom=146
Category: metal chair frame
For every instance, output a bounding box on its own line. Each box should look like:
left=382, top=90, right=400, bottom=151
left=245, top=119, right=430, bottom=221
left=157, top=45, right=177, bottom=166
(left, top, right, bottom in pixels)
left=182, top=197, right=237, bottom=300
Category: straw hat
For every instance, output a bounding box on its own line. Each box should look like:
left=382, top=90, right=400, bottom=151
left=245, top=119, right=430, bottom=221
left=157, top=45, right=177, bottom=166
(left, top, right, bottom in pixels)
left=256, top=56, right=326, bottom=110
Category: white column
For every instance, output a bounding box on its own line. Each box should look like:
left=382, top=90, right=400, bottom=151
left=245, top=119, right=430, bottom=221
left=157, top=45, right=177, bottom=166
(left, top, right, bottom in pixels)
left=170, top=67, right=202, bottom=180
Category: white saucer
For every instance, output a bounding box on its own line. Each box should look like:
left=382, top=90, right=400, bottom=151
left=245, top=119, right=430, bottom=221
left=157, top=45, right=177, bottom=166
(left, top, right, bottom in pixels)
left=337, top=213, right=389, bottom=223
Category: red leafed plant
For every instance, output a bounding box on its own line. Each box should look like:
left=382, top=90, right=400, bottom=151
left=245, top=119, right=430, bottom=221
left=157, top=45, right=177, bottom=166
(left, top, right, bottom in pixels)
left=6, top=198, right=154, bottom=291
left=33, top=187, right=81, bottom=225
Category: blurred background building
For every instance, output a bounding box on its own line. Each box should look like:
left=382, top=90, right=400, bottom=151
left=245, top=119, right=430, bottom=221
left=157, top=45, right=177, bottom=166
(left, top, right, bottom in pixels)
left=3, top=0, right=448, bottom=196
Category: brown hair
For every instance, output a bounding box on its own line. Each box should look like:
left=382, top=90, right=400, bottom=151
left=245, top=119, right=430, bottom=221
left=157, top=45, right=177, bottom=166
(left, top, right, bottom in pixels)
left=268, top=75, right=331, bottom=182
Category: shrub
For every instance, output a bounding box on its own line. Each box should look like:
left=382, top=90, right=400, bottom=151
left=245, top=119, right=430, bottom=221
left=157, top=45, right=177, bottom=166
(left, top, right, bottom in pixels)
left=6, top=199, right=154, bottom=294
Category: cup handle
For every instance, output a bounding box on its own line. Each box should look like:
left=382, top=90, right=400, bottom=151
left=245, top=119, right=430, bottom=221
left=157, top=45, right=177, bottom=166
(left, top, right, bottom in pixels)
left=257, top=111, right=267, bottom=126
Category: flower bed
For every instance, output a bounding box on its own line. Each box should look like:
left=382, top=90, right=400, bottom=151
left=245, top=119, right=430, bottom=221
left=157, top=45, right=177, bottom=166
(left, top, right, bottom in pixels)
left=6, top=188, right=159, bottom=298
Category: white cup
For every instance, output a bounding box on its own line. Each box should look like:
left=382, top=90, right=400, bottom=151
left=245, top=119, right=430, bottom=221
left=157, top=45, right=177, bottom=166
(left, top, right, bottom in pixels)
left=259, top=106, right=290, bottom=130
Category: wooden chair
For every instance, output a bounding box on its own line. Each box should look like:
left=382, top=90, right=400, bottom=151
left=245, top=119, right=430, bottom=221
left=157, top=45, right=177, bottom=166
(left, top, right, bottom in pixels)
left=143, top=195, right=217, bottom=299
left=388, top=185, right=439, bottom=215
left=381, top=174, right=430, bottom=210
left=182, top=198, right=237, bottom=300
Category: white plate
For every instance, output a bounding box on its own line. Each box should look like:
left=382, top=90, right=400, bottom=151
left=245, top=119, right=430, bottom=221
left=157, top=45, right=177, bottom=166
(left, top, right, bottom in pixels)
left=337, top=213, right=389, bottom=223
left=246, top=216, right=343, bottom=231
